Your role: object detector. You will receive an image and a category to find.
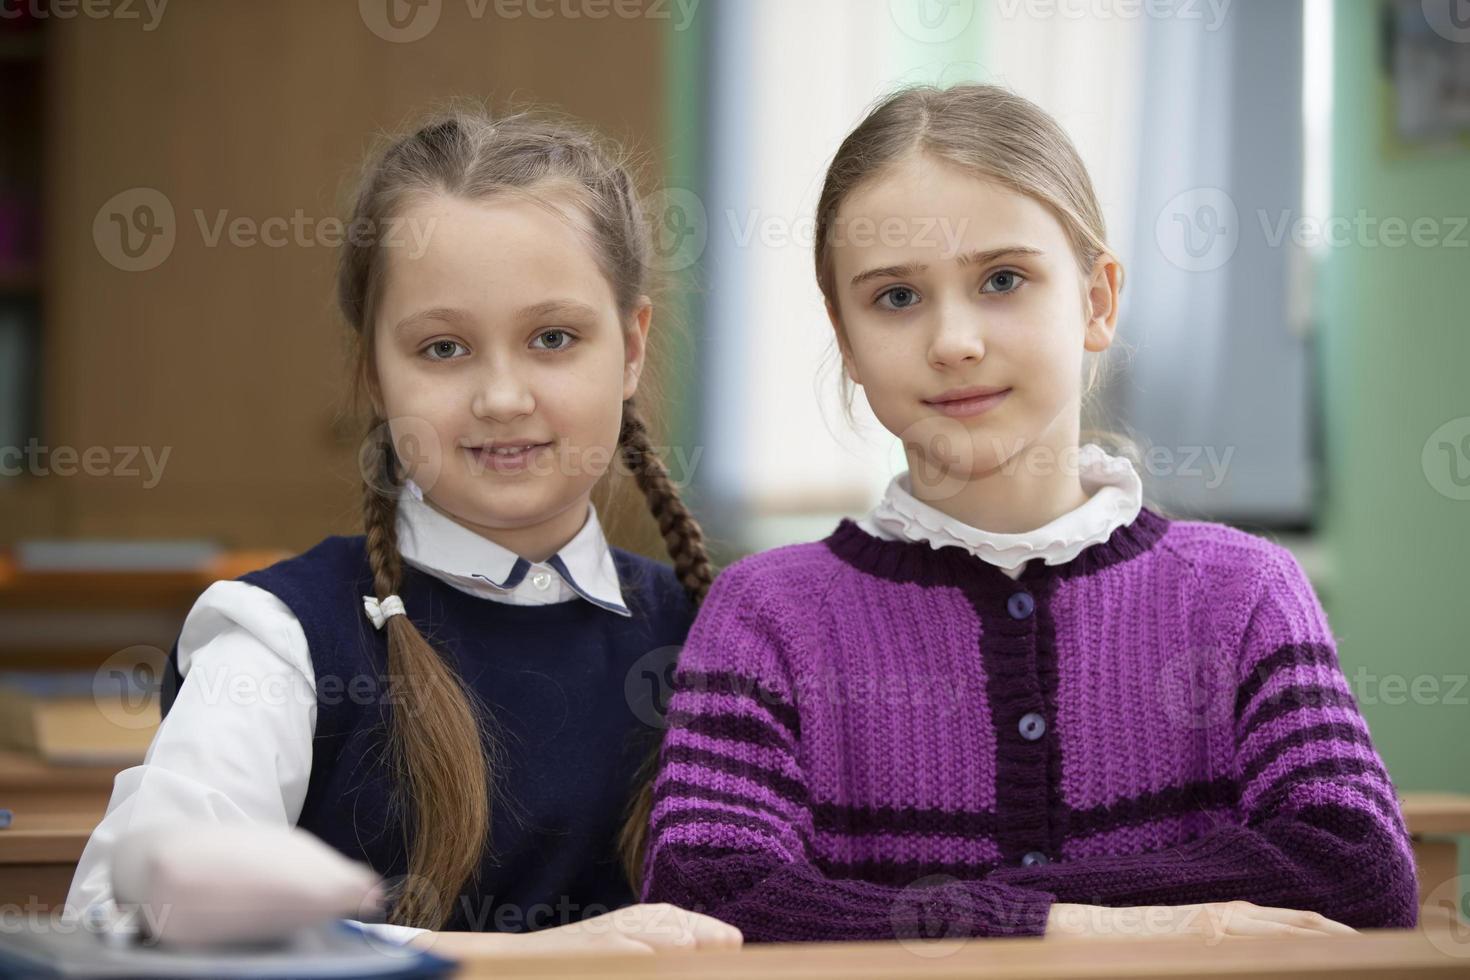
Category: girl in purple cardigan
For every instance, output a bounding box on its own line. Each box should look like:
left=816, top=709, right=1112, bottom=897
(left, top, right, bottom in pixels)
left=631, top=84, right=1418, bottom=943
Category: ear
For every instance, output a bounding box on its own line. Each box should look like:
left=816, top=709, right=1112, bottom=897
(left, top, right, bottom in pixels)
left=623, top=296, right=653, bottom=400
left=1083, top=252, right=1123, bottom=354
left=826, top=298, right=861, bottom=385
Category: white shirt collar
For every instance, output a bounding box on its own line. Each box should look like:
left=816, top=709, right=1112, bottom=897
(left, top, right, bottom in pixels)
left=857, top=443, right=1144, bottom=575
left=393, top=478, right=632, bottom=617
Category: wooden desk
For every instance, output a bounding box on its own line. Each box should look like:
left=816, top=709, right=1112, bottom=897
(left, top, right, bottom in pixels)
left=1403, top=793, right=1470, bottom=916
left=0, top=748, right=113, bottom=912
left=449, top=930, right=1470, bottom=979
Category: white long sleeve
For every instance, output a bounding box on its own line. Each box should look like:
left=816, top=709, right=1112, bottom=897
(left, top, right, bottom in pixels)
left=63, top=579, right=425, bottom=944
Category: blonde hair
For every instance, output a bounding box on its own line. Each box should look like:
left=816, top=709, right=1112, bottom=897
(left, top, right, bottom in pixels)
left=337, top=103, right=713, bottom=929
left=814, top=83, right=1147, bottom=467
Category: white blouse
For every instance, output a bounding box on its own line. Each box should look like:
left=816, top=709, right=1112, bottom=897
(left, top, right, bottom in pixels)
left=65, top=481, right=632, bottom=945
left=856, top=443, right=1145, bottom=578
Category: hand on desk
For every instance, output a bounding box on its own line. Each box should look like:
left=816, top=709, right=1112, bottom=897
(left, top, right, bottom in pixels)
left=405, top=902, right=743, bottom=957
left=1044, top=900, right=1359, bottom=942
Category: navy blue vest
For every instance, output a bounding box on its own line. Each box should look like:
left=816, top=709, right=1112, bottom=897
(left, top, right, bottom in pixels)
left=160, top=535, right=693, bottom=932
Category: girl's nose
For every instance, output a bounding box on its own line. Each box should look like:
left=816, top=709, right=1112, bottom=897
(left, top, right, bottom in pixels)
left=926, top=304, right=986, bottom=369
left=470, top=368, right=536, bottom=422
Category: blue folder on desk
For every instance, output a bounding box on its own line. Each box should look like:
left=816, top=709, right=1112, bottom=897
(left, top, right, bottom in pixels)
left=0, top=919, right=456, bottom=979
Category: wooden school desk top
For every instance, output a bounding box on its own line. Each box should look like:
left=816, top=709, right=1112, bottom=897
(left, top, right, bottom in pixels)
left=452, top=929, right=1468, bottom=979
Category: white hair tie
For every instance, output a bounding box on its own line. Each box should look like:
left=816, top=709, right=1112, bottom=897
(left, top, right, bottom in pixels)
left=362, top=594, right=406, bottom=629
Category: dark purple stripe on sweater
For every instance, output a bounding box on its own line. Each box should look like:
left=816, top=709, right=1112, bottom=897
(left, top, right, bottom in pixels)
left=1063, top=777, right=1240, bottom=838
left=651, top=805, right=814, bottom=860
left=1234, top=642, right=1338, bottom=720
left=1238, top=685, right=1360, bottom=743
left=674, top=669, right=801, bottom=738
left=1249, top=756, right=1400, bottom=828
left=653, top=777, right=799, bottom=824
left=821, top=507, right=1171, bottom=589
left=1237, top=720, right=1376, bottom=788
left=666, top=709, right=798, bottom=754
left=660, top=742, right=809, bottom=808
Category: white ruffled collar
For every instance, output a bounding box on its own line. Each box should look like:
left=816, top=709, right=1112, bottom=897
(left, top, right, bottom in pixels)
left=856, top=443, right=1144, bottom=573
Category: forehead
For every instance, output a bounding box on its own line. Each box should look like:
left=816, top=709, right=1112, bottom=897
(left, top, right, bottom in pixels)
left=830, top=154, right=1072, bottom=265
left=378, top=191, right=614, bottom=316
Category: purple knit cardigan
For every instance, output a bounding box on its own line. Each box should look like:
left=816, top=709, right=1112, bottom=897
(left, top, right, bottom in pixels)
left=640, top=508, right=1419, bottom=941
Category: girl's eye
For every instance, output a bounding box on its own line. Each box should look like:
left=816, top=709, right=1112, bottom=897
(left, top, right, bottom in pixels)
left=874, top=286, right=920, bottom=311
left=532, top=329, right=577, bottom=351
left=982, top=270, right=1024, bottom=294
left=423, top=339, right=468, bottom=361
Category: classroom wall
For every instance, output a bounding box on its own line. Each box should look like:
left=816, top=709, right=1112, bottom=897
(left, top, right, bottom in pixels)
left=1, top=0, right=675, bottom=558
left=1318, top=2, right=1470, bottom=801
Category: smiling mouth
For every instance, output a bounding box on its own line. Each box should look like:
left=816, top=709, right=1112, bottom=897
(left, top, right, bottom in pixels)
left=467, top=443, right=551, bottom=472
left=923, top=388, right=1012, bottom=418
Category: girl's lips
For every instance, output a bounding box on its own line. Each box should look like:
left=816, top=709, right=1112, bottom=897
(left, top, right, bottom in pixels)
left=925, top=388, right=1011, bottom=419
left=468, top=443, right=550, bottom=474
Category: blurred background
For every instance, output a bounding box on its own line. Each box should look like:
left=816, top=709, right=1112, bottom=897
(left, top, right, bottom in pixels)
left=0, top=0, right=1467, bottom=917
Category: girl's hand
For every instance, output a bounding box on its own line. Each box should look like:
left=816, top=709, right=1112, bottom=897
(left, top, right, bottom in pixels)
left=1044, top=901, right=1359, bottom=942
left=405, top=903, right=743, bottom=957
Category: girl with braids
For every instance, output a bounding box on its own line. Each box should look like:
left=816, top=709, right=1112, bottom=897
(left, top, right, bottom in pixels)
left=66, top=105, right=741, bottom=957
left=636, top=84, right=1416, bottom=943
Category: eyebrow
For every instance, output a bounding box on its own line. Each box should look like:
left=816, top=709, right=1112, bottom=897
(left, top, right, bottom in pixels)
left=848, top=246, right=1046, bottom=288
left=394, top=299, right=601, bottom=333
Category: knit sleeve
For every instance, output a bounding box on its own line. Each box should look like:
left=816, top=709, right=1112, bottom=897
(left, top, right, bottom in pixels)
left=988, top=544, right=1419, bottom=929
left=640, top=558, right=1058, bottom=942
